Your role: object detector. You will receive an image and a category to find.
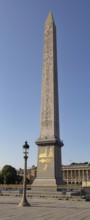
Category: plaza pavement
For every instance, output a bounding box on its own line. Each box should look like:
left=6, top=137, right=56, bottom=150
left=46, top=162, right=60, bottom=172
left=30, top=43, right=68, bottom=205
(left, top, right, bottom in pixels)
left=0, top=196, right=90, bottom=220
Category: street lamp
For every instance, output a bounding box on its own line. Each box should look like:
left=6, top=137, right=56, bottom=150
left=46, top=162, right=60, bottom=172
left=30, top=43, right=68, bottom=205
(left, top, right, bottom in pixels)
left=18, top=141, right=30, bottom=207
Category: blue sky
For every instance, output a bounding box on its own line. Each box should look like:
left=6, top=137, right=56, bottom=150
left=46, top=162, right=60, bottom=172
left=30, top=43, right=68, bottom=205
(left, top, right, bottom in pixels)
left=0, top=0, right=90, bottom=169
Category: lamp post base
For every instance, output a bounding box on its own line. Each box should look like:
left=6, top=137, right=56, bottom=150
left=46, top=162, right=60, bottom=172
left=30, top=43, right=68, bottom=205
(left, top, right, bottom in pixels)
left=18, top=198, right=30, bottom=207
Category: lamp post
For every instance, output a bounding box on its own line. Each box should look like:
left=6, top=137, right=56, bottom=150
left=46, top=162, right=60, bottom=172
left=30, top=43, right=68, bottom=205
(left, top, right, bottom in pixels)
left=18, top=141, right=30, bottom=207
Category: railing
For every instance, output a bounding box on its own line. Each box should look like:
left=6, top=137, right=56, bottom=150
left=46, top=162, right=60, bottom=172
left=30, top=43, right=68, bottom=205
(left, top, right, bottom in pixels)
left=0, top=184, right=88, bottom=191
left=0, top=184, right=31, bottom=190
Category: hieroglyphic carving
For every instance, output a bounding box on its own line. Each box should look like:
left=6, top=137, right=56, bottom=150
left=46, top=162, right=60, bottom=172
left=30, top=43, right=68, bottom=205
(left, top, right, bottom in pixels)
left=38, top=146, right=53, bottom=173
left=39, top=148, right=47, bottom=158
left=39, top=147, right=53, bottom=157
left=40, top=24, right=54, bottom=136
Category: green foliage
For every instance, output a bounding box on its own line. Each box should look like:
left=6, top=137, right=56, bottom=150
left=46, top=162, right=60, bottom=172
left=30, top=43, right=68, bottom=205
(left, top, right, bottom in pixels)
left=1, top=165, right=17, bottom=184
left=0, top=173, right=3, bottom=184
left=71, top=162, right=89, bottom=165
left=16, top=175, right=23, bottom=184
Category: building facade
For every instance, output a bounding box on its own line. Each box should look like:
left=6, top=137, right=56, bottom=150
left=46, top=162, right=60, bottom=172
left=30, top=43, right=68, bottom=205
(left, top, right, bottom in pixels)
left=62, top=163, right=90, bottom=185
left=18, top=163, right=90, bottom=185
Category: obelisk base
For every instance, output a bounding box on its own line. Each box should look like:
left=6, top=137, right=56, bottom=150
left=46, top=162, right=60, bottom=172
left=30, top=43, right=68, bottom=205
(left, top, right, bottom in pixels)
left=31, top=178, right=58, bottom=191
left=32, top=177, right=64, bottom=192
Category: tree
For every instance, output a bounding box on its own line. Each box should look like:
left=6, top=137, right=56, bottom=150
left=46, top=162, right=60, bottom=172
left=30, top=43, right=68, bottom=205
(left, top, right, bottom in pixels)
left=1, top=165, right=17, bottom=184
left=0, top=173, right=3, bottom=184
left=16, top=175, right=23, bottom=184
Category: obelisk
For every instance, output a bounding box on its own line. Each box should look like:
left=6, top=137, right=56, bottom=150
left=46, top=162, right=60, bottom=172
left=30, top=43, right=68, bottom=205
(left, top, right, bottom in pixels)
left=32, top=12, right=63, bottom=191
